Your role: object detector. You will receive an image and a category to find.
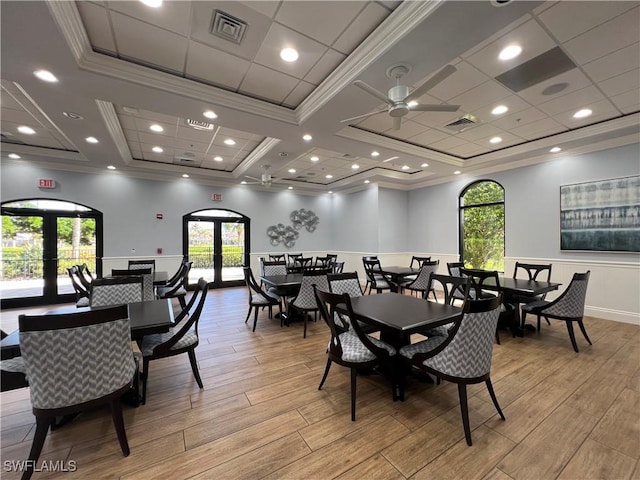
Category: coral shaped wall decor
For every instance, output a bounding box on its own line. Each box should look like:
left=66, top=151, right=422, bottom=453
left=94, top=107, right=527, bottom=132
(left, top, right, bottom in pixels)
left=266, top=209, right=320, bottom=248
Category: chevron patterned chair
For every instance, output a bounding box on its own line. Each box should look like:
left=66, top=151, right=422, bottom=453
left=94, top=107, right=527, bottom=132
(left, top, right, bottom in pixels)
left=327, top=272, right=377, bottom=334
left=314, top=286, right=396, bottom=421
left=243, top=266, right=282, bottom=330
left=67, top=265, right=91, bottom=307
left=157, top=259, right=192, bottom=309
left=522, top=271, right=591, bottom=352
left=18, top=305, right=136, bottom=480
left=113, top=267, right=154, bottom=302
left=90, top=275, right=143, bottom=307
left=288, top=270, right=328, bottom=338
left=400, top=294, right=506, bottom=446
left=140, top=277, right=209, bottom=404
left=404, top=260, right=440, bottom=300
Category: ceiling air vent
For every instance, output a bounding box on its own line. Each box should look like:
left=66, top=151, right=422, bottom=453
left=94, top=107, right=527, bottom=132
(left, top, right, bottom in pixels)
left=210, top=10, right=248, bottom=45
left=186, top=119, right=214, bottom=131
left=444, top=114, right=478, bottom=133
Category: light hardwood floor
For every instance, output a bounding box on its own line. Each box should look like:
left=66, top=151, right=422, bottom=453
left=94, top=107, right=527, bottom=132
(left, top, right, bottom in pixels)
left=1, top=287, right=639, bottom=480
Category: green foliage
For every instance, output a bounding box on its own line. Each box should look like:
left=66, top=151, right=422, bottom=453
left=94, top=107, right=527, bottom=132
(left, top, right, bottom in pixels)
left=56, top=218, right=95, bottom=245
left=462, top=181, right=504, bottom=206
left=188, top=245, right=245, bottom=268
left=2, top=216, right=17, bottom=239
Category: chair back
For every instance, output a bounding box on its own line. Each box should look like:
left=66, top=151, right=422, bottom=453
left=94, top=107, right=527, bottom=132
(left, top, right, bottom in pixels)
left=287, top=253, right=303, bottom=265
left=78, top=263, right=95, bottom=289
left=269, top=254, right=285, bottom=262
left=243, top=266, right=270, bottom=299
left=362, top=258, right=382, bottom=279
left=292, top=271, right=328, bottom=309
left=328, top=272, right=363, bottom=297
left=128, top=259, right=156, bottom=274
left=67, top=266, right=90, bottom=299
left=410, top=256, right=432, bottom=269
left=447, top=261, right=465, bottom=277
left=148, top=278, right=209, bottom=356
left=18, top=305, right=135, bottom=410
left=262, top=260, right=287, bottom=276
left=513, top=262, right=552, bottom=282
left=460, top=268, right=500, bottom=300
left=90, top=276, right=143, bottom=307
left=542, top=271, right=590, bottom=319
left=315, top=255, right=331, bottom=267
left=406, top=260, right=440, bottom=290
left=112, top=268, right=154, bottom=301
left=332, top=261, right=345, bottom=274
left=428, top=274, right=472, bottom=306
left=165, top=257, right=190, bottom=286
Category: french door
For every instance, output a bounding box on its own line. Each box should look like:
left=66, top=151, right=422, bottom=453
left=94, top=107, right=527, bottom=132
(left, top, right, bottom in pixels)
left=184, top=209, right=249, bottom=289
left=1, top=199, right=102, bottom=308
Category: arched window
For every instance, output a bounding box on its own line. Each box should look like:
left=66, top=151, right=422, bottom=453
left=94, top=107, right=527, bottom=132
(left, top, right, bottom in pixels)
left=458, top=180, right=505, bottom=271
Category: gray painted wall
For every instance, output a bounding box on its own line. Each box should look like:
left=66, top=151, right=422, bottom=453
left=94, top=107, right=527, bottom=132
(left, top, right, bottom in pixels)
left=329, top=186, right=379, bottom=253
left=378, top=187, right=408, bottom=253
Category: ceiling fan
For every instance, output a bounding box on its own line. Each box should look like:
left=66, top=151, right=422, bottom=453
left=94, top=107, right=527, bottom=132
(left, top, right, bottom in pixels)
left=342, top=63, right=460, bottom=130
left=244, top=164, right=276, bottom=187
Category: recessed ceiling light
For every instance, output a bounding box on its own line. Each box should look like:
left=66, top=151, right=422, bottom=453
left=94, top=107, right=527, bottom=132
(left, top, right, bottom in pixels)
left=34, top=70, right=58, bottom=83
left=18, top=126, right=35, bottom=135
left=364, top=180, right=371, bottom=184
left=310, top=156, right=319, bottom=162
left=107, top=165, right=116, bottom=170
left=303, top=134, right=312, bottom=141
left=491, top=105, right=508, bottom=115
left=150, top=124, right=163, bottom=132
left=241, top=180, right=247, bottom=185
left=421, top=163, right=429, bottom=168
left=550, top=147, right=562, bottom=153
left=152, top=146, right=163, bottom=153
left=499, top=44, right=522, bottom=61
left=573, top=108, right=592, bottom=119
left=401, top=165, right=410, bottom=170
left=489, top=136, right=502, bottom=144
left=280, top=47, right=299, bottom=62
left=203, top=110, right=217, bottom=119
left=288, top=168, right=296, bottom=173
left=328, top=191, right=333, bottom=194
left=351, top=164, right=360, bottom=170
left=288, top=186, right=293, bottom=190
left=85, top=136, right=98, bottom=143
left=371, top=151, right=380, bottom=158
left=140, top=0, right=163, bottom=7
left=325, top=174, right=333, bottom=179
left=224, top=138, right=236, bottom=145
left=8, top=153, right=21, bottom=159
left=182, top=173, right=189, bottom=178
left=214, top=156, right=223, bottom=162
left=454, top=170, right=461, bottom=175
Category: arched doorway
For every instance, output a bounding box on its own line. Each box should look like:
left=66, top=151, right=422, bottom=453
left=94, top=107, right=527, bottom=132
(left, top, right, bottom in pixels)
left=1, top=199, right=103, bottom=308
left=183, top=209, right=250, bottom=289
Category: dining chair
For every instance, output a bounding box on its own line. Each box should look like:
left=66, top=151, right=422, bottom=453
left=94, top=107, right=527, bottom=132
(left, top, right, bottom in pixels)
left=67, top=265, right=90, bottom=307
left=77, top=263, right=95, bottom=289
left=243, top=266, right=282, bottom=330
left=399, top=294, right=505, bottom=446
left=90, top=275, right=143, bottom=307
left=327, top=272, right=377, bottom=334
left=156, top=259, right=192, bottom=308
left=140, top=277, right=209, bottom=404
left=268, top=254, right=285, bottom=262
left=112, top=268, right=154, bottom=301
left=332, top=261, right=345, bottom=274
left=315, top=255, right=331, bottom=268
left=314, top=286, right=396, bottom=421
left=289, top=270, right=328, bottom=338
left=287, top=253, right=303, bottom=266
left=418, top=273, right=472, bottom=338
left=522, top=271, right=591, bottom=352
left=128, top=259, right=156, bottom=273
left=404, top=260, right=440, bottom=300
left=409, top=255, right=432, bottom=269
left=512, top=262, right=553, bottom=328
left=0, top=353, right=28, bottom=392
left=18, top=305, right=136, bottom=479
left=362, top=258, right=392, bottom=294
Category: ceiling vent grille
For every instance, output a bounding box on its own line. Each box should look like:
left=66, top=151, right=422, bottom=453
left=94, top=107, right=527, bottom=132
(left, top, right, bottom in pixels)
left=186, top=119, right=214, bottom=131
left=444, top=114, right=478, bottom=133
left=210, top=10, right=247, bottom=44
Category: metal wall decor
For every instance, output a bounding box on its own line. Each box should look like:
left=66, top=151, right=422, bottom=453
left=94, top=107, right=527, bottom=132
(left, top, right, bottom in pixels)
left=266, top=209, right=320, bottom=248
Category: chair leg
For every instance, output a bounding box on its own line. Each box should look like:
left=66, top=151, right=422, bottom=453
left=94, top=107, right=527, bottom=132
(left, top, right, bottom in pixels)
left=245, top=305, right=252, bottom=324
left=565, top=320, right=580, bottom=352
left=178, top=295, right=187, bottom=310
left=318, top=358, right=332, bottom=390
left=457, top=383, right=472, bottom=446
left=537, top=315, right=542, bottom=332
left=21, top=416, right=50, bottom=480
left=252, top=305, right=259, bottom=332
left=495, top=328, right=500, bottom=345
left=141, top=358, right=149, bottom=405
left=577, top=319, right=592, bottom=346
left=303, top=313, right=308, bottom=338
left=485, top=378, right=505, bottom=421
left=110, top=397, right=130, bottom=456
left=350, top=368, right=357, bottom=422
left=188, top=349, right=204, bottom=389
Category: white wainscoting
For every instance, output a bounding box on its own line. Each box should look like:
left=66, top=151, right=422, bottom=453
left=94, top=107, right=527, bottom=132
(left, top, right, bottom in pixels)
left=102, top=255, right=183, bottom=277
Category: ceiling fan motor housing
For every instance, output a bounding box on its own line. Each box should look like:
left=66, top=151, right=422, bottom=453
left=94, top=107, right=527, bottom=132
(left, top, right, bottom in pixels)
left=388, top=84, right=410, bottom=117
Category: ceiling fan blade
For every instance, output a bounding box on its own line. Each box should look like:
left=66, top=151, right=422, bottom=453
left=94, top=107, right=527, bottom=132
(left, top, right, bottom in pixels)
left=404, top=64, right=457, bottom=104
left=411, top=103, right=460, bottom=112
left=353, top=80, right=393, bottom=105
left=245, top=175, right=260, bottom=181
left=392, top=117, right=402, bottom=130
left=341, top=109, right=388, bottom=123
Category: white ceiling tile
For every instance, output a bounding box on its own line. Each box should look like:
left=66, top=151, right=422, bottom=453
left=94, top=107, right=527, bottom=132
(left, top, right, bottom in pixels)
left=516, top=68, right=594, bottom=106
left=118, top=115, right=137, bottom=131
left=304, top=49, right=346, bottom=86
left=134, top=119, right=178, bottom=137
left=610, top=89, right=640, bottom=113
left=332, top=2, right=390, bottom=55
left=186, top=40, right=251, bottom=90
left=537, top=85, right=605, bottom=116
left=122, top=128, right=140, bottom=143
left=137, top=131, right=175, bottom=146
left=253, top=23, right=327, bottom=79
left=0, top=108, right=38, bottom=125
left=176, top=125, right=216, bottom=144
left=473, top=131, right=524, bottom=150
left=553, top=99, right=620, bottom=128
left=470, top=94, right=532, bottom=125
left=111, top=13, right=188, bottom=72
left=354, top=113, right=394, bottom=132
left=428, top=135, right=468, bottom=151
left=491, top=106, right=547, bottom=130
left=107, top=0, right=192, bottom=35
left=76, top=2, right=117, bottom=53
left=449, top=80, right=512, bottom=113
left=135, top=109, right=179, bottom=125
left=239, top=63, right=299, bottom=103
left=465, top=19, right=558, bottom=78
left=538, top=1, right=636, bottom=44
left=407, top=128, right=449, bottom=145
left=128, top=140, right=141, bottom=152
left=598, top=69, right=640, bottom=98
left=190, top=2, right=272, bottom=61
left=172, top=138, right=210, bottom=153
left=582, top=42, right=640, bottom=84
left=240, top=1, right=280, bottom=19
left=562, top=6, right=640, bottom=65
left=411, top=109, right=461, bottom=128
left=283, top=81, right=316, bottom=108
left=511, top=117, right=565, bottom=137
left=385, top=120, right=429, bottom=140
left=427, top=61, right=490, bottom=101
left=275, top=1, right=366, bottom=47
left=456, top=123, right=504, bottom=142
left=518, top=125, right=567, bottom=141
left=446, top=143, right=487, bottom=157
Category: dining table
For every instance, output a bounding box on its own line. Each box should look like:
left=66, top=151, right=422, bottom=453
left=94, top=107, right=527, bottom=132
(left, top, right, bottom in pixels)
left=339, top=293, right=463, bottom=401
left=376, top=266, right=418, bottom=293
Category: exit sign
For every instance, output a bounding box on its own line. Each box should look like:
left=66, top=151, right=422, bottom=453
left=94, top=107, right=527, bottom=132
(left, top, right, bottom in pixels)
left=38, top=178, right=56, bottom=189
left=211, top=193, right=223, bottom=202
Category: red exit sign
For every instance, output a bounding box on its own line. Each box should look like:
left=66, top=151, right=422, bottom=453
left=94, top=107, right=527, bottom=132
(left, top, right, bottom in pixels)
left=38, top=178, right=56, bottom=189
left=211, top=193, right=223, bottom=202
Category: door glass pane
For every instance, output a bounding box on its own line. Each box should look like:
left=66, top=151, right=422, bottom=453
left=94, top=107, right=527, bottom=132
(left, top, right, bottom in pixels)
left=188, top=221, right=215, bottom=284
left=57, top=217, right=97, bottom=295
left=1, top=215, right=44, bottom=299
left=462, top=204, right=505, bottom=271
left=221, top=222, right=245, bottom=282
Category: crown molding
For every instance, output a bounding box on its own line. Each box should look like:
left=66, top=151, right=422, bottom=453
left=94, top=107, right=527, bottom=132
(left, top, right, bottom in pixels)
left=0, top=144, right=84, bottom=161
left=96, top=100, right=133, bottom=165
left=233, top=138, right=281, bottom=178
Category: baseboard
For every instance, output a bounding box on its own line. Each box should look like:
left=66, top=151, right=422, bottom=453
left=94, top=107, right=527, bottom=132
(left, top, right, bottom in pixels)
left=586, top=306, right=640, bottom=325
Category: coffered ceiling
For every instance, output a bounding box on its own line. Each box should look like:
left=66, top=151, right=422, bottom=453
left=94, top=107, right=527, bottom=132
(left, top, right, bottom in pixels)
left=1, top=0, right=639, bottom=194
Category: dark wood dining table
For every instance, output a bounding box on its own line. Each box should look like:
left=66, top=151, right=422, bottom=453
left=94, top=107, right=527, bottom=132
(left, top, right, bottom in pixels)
left=339, top=293, right=463, bottom=401
left=377, top=266, right=418, bottom=292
